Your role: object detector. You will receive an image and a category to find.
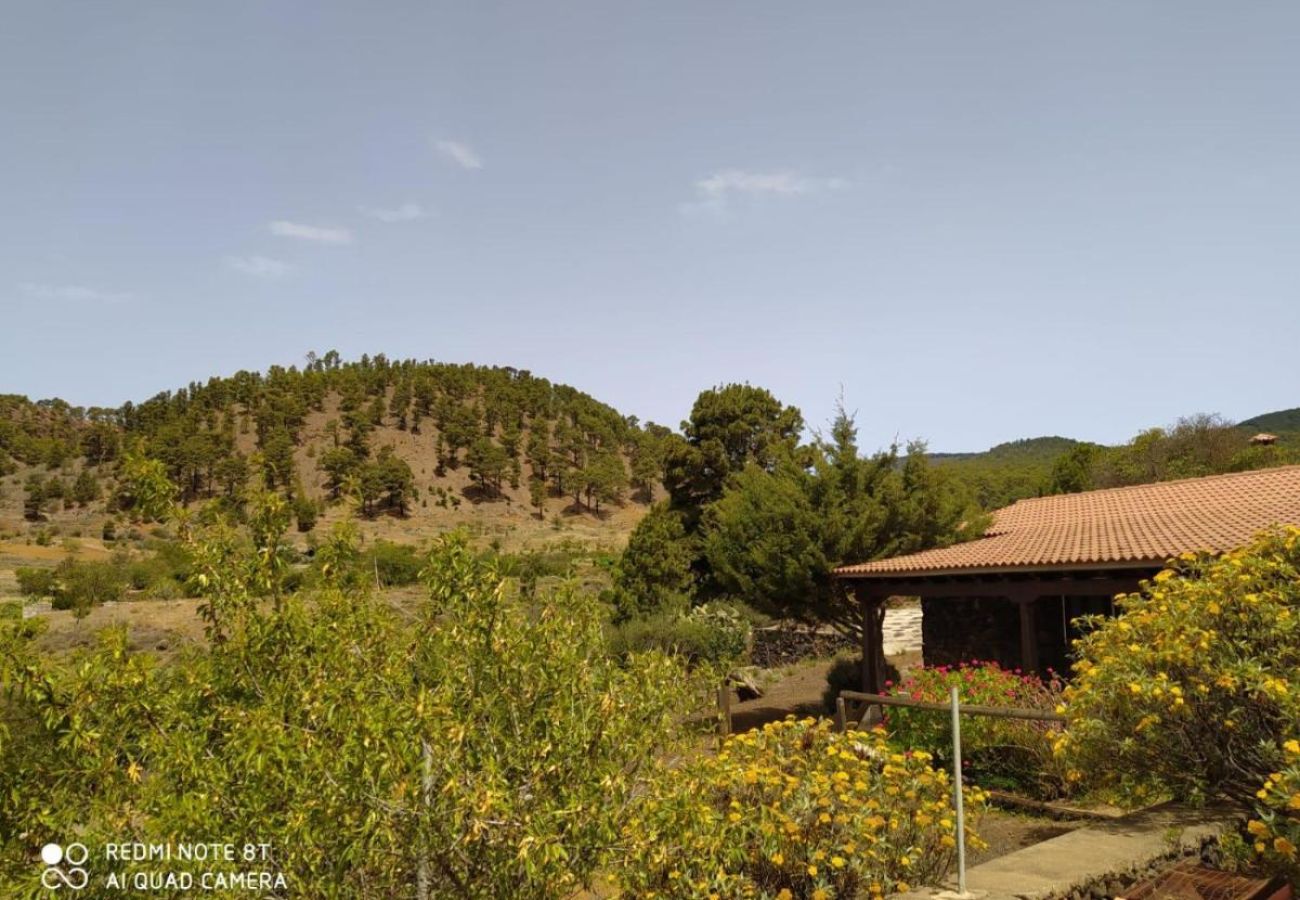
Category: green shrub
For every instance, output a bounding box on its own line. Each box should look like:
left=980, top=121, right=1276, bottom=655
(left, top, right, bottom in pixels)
left=14, top=566, right=56, bottom=598
left=821, top=653, right=900, bottom=713
left=280, top=567, right=311, bottom=595
left=0, top=528, right=705, bottom=897
left=143, top=578, right=182, bottom=600
left=0, top=601, right=20, bottom=620
left=608, top=603, right=751, bottom=668
left=292, top=494, right=319, bottom=532
left=125, top=558, right=161, bottom=591
left=363, top=540, right=424, bottom=587
left=50, top=558, right=126, bottom=614
left=149, top=539, right=194, bottom=583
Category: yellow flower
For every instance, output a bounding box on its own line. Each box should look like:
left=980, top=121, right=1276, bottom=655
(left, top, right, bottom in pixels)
left=1248, top=820, right=1269, bottom=837
left=776, top=891, right=793, bottom=900
left=807, top=864, right=819, bottom=876
left=770, top=852, right=784, bottom=866
left=812, top=891, right=830, bottom=900
left=1275, top=836, right=1297, bottom=859
left=1284, top=739, right=1300, bottom=756
left=831, top=855, right=846, bottom=869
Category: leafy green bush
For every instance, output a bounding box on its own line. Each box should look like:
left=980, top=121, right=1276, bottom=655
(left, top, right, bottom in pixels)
left=142, top=577, right=182, bottom=600
left=49, top=558, right=126, bottom=613
left=363, top=540, right=424, bottom=586
left=884, top=661, right=1066, bottom=799
left=616, top=717, right=986, bottom=898
left=821, top=653, right=900, bottom=713
left=14, top=566, right=56, bottom=598
left=608, top=602, right=751, bottom=667
left=0, top=522, right=705, bottom=897
left=0, top=602, right=20, bottom=621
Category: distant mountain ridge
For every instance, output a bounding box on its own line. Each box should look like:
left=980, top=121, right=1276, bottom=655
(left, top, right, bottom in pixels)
left=930, top=435, right=1083, bottom=464
left=926, top=407, right=1297, bottom=510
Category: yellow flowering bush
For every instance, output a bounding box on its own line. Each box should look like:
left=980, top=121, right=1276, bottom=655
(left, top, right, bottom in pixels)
left=616, top=717, right=985, bottom=899
left=1244, top=739, right=1300, bottom=881
left=1056, top=528, right=1300, bottom=877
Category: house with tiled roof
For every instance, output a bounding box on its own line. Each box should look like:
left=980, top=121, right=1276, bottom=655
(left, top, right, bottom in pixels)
left=834, top=465, right=1300, bottom=692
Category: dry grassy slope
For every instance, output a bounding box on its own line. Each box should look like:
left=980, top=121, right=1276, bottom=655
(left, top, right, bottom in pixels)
left=0, top=390, right=653, bottom=557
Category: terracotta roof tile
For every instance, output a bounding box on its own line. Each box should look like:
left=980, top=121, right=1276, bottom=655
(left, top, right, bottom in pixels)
left=835, top=464, right=1300, bottom=578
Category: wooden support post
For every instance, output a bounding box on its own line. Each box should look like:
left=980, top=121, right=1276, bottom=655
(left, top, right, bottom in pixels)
left=1017, top=597, right=1040, bottom=674
left=716, top=684, right=731, bottom=748
left=861, top=594, right=884, bottom=694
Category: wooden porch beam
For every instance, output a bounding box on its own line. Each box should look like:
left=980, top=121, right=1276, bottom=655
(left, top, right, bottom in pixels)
left=840, top=574, right=1149, bottom=601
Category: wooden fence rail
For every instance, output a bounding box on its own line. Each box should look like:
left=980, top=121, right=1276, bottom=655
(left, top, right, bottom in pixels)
left=834, top=690, right=1066, bottom=732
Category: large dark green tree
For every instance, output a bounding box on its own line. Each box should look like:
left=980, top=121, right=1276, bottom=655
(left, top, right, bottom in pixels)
left=663, top=384, right=805, bottom=519
left=702, top=409, right=979, bottom=637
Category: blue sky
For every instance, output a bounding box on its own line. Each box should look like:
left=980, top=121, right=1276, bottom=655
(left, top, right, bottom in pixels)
left=3, top=2, right=1298, bottom=452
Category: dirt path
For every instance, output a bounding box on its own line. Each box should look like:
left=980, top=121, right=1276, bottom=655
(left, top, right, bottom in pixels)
left=729, top=649, right=925, bottom=733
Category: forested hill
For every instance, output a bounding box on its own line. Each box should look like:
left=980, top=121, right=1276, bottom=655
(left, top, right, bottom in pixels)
left=3, top=357, right=1297, bottom=548
left=929, top=436, right=1085, bottom=509
left=1239, top=407, right=1300, bottom=434
left=0, top=353, right=668, bottom=548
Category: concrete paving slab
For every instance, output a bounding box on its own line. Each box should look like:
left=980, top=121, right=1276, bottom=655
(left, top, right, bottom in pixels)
left=897, top=802, right=1241, bottom=900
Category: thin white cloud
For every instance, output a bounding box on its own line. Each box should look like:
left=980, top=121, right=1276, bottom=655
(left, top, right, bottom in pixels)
left=359, top=201, right=428, bottom=223
left=225, top=255, right=292, bottom=278
left=434, top=139, right=483, bottom=170
left=19, top=282, right=132, bottom=303
left=681, top=169, right=850, bottom=216
left=269, top=220, right=353, bottom=244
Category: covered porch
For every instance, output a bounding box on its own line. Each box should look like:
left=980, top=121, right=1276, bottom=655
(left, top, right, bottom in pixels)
left=845, top=564, right=1157, bottom=693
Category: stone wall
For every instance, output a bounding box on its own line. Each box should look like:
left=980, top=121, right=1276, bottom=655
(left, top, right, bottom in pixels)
left=750, top=624, right=856, bottom=669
